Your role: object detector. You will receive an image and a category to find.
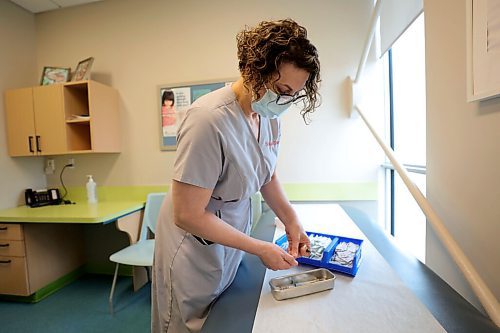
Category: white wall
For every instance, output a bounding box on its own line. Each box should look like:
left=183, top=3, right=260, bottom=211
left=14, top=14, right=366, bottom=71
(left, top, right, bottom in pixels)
left=32, top=0, right=381, bottom=189
left=425, top=0, right=500, bottom=310
left=4, top=0, right=497, bottom=316
left=0, top=1, right=46, bottom=209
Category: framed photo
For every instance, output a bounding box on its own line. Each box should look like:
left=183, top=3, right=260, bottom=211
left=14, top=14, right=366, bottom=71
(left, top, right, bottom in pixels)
left=466, top=0, right=500, bottom=101
left=72, top=57, right=94, bottom=81
left=158, top=78, right=235, bottom=151
left=40, top=67, right=71, bottom=85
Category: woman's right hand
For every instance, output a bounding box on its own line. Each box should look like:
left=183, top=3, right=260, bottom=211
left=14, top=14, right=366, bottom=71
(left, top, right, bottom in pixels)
left=257, top=241, right=298, bottom=271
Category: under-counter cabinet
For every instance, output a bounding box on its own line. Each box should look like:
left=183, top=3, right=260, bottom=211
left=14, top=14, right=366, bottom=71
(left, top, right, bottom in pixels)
left=4, top=80, right=120, bottom=156
left=0, top=223, right=84, bottom=296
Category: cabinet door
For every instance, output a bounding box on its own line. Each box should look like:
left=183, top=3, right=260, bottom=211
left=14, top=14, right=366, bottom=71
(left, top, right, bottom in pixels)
left=4, top=88, right=36, bottom=156
left=87, top=81, right=120, bottom=152
left=33, top=85, right=67, bottom=155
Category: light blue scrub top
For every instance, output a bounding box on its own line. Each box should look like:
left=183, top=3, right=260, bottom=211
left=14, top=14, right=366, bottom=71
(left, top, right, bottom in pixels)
left=152, top=85, right=281, bottom=333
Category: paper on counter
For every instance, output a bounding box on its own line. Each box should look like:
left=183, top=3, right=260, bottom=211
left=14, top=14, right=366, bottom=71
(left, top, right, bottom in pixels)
left=252, top=204, right=446, bottom=333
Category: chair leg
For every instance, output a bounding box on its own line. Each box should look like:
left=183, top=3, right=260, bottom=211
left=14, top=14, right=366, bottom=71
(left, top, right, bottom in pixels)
left=109, top=263, right=119, bottom=315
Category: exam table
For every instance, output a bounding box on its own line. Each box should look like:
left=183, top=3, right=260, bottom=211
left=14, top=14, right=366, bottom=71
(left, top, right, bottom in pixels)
left=202, top=204, right=498, bottom=333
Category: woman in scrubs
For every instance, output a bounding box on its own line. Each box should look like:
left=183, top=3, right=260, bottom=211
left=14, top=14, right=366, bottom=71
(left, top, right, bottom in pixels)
left=152, top=18, right=321, bottom=333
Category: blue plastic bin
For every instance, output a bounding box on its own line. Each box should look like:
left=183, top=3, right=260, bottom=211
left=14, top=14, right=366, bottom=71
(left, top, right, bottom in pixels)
left=275, top=231, right=363, bottom=276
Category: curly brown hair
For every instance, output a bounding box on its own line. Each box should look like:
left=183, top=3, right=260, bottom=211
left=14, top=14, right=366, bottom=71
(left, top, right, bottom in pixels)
left=236, top=18, right=321, bottom=123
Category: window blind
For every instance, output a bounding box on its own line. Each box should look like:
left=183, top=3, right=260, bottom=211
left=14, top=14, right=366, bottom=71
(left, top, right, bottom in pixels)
left=380, top=0, right=423, bottom=55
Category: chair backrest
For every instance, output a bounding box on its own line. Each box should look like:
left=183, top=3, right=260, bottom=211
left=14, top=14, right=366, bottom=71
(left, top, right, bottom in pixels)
left=139, top=192, right=166, bottom=240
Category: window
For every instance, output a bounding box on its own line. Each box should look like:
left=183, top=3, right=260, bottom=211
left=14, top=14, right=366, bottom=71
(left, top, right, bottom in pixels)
left=383, top=14, right=427, bottom=262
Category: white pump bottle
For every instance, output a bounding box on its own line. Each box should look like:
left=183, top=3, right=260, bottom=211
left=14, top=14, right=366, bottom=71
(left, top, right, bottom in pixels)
left=86, top=175, right=97, bottom=204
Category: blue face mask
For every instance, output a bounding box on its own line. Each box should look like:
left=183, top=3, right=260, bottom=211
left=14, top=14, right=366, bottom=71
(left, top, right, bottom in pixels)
left=251, top=89, right=291, bottom=119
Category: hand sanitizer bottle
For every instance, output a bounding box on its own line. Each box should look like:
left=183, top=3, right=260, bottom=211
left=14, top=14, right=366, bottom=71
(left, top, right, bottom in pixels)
left=86, top=175, right=97, bottom=204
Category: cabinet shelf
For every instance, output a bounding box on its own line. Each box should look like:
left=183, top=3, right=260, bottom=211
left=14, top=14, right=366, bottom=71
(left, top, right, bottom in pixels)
left=66, top=119, right=91, bottom=124
left=67, top=122, right=91, bottom=151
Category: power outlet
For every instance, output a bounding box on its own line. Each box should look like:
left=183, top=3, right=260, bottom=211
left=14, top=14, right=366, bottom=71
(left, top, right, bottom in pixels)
left=45, top=158, right=55, bottom=174
left=68, top=158, right=75, bottom=168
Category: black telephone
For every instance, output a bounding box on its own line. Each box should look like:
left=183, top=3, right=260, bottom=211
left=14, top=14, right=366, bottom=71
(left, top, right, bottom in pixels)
left=25, top=188, right=62, bottom=208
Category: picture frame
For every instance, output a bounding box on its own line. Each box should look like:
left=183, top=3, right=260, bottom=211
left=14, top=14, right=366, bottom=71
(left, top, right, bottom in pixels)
left=72, top=57, right=94, bottom=81
left=40, top=66, right=71, bottom=85
left=158, top=78, right=236, bottom=151
left=466, top=0, right=500, bottom=101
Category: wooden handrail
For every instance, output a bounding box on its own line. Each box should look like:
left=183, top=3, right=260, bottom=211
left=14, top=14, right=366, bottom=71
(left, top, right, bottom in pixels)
left=354, top=105, right=500, bottom=327
left=349, top=1, right=499, bottom=324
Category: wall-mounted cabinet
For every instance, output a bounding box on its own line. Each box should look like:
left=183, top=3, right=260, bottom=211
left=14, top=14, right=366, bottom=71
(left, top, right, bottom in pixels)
left=4, top=80, right=120, bottom=156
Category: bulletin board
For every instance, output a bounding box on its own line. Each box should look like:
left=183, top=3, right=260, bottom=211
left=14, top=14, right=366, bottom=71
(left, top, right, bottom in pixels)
left=467, top=0, right=500, bottom=101
left=158, top=78, right=235, bottom=151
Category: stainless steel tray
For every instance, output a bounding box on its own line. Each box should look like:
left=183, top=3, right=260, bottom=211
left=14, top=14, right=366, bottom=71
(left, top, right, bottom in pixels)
left=269, top=268, right=335, bottom=301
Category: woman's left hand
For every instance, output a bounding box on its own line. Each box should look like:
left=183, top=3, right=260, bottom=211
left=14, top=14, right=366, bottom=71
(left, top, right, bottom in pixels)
left=285, top=220, right=310, bottom=258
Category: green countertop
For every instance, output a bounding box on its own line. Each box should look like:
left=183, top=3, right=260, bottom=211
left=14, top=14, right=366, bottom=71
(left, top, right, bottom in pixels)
left=0, top=200, right=145, bottom=224
left=0, top=185, right=169, bottom=224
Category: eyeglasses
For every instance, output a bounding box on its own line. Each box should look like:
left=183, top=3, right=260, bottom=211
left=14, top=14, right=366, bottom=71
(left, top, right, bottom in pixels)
left=275, top=90, right=307, bottom=105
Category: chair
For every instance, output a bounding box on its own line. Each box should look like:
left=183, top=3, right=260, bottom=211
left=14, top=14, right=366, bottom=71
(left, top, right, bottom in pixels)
left=108, top=192, right=165, bottom=314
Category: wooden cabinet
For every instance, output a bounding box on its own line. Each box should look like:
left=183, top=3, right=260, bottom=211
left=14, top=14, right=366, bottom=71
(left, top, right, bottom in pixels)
left=4, top=80, right=120, bottom=156
left=0, top=223, right=84, bottom=296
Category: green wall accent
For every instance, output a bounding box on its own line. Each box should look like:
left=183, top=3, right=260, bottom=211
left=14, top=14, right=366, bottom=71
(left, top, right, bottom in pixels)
left=282, top=182, right=378, bottom=201
left=65, top=185, right=170, bottom=202
left=65, top=183, right=376, bottom=202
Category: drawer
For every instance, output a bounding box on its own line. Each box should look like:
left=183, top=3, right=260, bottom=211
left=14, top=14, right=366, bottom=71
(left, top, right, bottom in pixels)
left=0, top=240, right=25, bottom=257
left=0, top=256, right=29, bottom=296
left=0, top=224, right=24, bottom=240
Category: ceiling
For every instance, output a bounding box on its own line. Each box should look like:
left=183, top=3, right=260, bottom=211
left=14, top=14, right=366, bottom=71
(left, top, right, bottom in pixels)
left=10, top=0, right=103, bottom=13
